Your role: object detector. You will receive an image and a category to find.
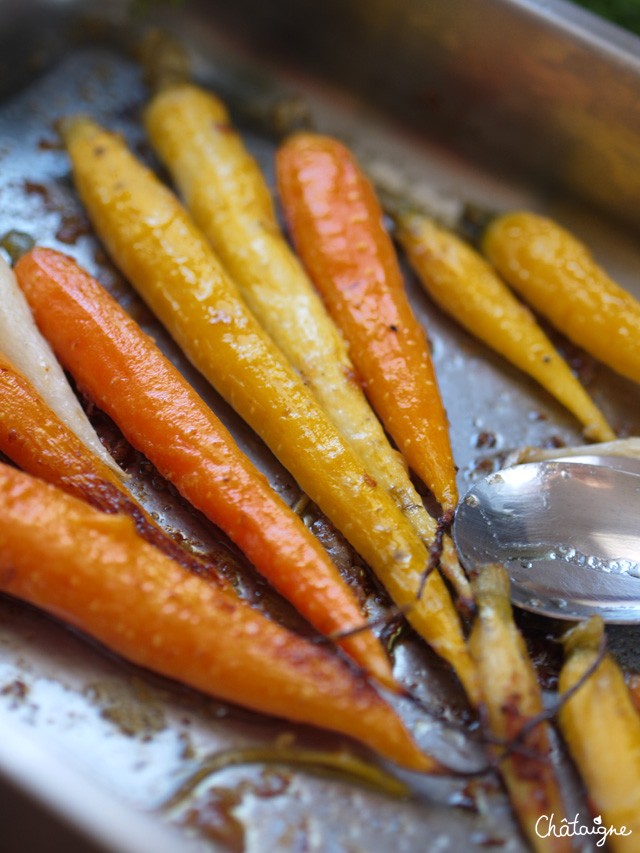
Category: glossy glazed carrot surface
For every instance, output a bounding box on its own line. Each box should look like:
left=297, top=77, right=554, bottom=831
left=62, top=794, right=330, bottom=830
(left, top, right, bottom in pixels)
left=469, top=565, right=570, bottom=853
left=60, top=117, right=479, bottom=704
left=277, top=133, right=458, bottom=511
left=145, top=84, right=453, bottom=565
left=483, top=212, right=640, bottom=385
left=0, top=462, right=434, bottom=772
left=16, top=246, right=394, bottom=689
left=396, top=211, right=615, bottom=442
left=0, top=347, right=222, bottom=579
left=559, top=618, right=640, bottom=851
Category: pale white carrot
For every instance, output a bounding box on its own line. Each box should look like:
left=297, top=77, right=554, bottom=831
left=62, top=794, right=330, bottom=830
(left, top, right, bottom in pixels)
left=506, top=438, right=640, bottom=467
left=0, top=254, right=122, bottom=476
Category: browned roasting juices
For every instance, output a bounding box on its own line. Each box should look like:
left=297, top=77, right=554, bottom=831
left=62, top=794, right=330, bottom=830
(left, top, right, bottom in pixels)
left=0, top=2, right=639, bottom=851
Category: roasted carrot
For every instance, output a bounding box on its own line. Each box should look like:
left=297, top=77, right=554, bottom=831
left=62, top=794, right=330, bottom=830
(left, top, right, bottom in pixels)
left=0, top=462, right=434, bottom=772
left=395, top=211, right=615, bottom=442
left=482, top=212, right=640, bottom=385
left=507, top=437, right=640, bottom=466
left=16, top=246, right=394, bottom=690
left=0, top=348, right=227, bottom=580
left=559, top=618, right=640, bottom=851
left=144, top=82, right=472, bottom=606
left=468, top=564, right=570, bottom=852
left=0, top=253, right=121, bottom=475
left=276, top=133, right=458, bottom=511
left=58, top=118, right=480, bottom=704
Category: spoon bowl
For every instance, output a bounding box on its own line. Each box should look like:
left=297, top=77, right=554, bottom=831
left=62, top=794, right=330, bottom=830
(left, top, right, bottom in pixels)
left=454, top=457, right=640, bottom=623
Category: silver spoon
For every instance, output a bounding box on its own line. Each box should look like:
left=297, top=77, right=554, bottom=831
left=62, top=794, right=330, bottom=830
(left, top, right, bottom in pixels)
left=454, top=455, right=640, bottom=623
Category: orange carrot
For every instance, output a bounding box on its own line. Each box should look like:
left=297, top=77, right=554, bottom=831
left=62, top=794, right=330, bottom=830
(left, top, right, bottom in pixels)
left=277, top=133, right=459, bottom=510
left=143, top=82, right=473, bottom=610
left=15, top=247, right=394, bottom=689
left=0, top=349, right=224, bottom=581
left=0, top=462, right=433, bottom=771
left=0, top=253, right=122, bottom=475
left=59, top=117, right=478, bottom=703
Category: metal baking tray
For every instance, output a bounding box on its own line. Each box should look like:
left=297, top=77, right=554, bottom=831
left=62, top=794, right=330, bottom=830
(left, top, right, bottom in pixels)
left=0, top=0, right=639, bottom=850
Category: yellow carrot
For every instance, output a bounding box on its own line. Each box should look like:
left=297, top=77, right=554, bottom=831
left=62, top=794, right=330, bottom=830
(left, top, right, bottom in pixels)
left=144, top=83, right=472, bottom=604
left=396, top=211, right=615, bottom=442
left=483, top=212, right=640, bottom=385
left=469, top=564, right=570, bottom=853
left=62, top=116, right=480, bottom=704
left=559, top=617, right=640, bottom=851
left=0, top=462, right=435, bottom=772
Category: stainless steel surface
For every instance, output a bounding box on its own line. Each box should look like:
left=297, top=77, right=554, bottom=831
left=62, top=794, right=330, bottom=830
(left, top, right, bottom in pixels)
left=0, top=0, right=639, bottom=851
left=455, top=460, right=640, bottom=622
left=196, top=0, right=640, bottom=233
left=552, top=453, right=640, bottom=477
left=0, top=707, right=201, bottom=853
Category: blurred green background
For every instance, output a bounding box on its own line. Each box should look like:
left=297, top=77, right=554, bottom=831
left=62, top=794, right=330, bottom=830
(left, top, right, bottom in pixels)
left=572, top=0, right=640, bottom=36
